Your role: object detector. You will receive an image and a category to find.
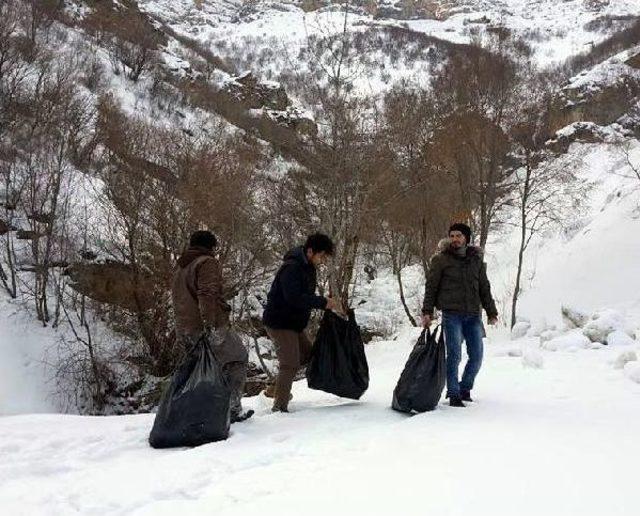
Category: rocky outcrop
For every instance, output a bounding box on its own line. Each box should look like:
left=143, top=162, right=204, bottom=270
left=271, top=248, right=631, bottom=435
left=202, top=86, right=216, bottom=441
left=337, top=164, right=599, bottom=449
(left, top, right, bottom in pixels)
left=225, top=72, right=290, bottom=111
left=64, top=261, right=156, bottom=312
left=549, top=49, right=640, bottom=133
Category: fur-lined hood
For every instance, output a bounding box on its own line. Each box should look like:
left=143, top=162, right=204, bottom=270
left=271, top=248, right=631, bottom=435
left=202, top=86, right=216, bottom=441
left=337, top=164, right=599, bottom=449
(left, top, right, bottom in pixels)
left=436, top=238, right=483, bottom=258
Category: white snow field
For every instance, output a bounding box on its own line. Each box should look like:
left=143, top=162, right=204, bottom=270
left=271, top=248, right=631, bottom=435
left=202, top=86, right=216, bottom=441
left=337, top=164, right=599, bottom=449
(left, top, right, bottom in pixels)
left=1, top=326, right=639, bottom=516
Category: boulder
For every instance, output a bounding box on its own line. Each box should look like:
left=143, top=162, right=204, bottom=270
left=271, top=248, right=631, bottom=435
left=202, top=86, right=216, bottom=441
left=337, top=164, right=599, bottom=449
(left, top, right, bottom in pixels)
left=582, top=309, right=626, bottom=343
left=64, top=261, right=156, bottom=311
left=511, top=320, right=531, bottom=340
left=561, top=305, right=590, bottom=329
left=542, top=330, right=591, bottom=352
left=613, top=350, right=637, bottom=370
left=606, top=330, right=636, bottom=347
left=227, top=72, right=290, bottom=111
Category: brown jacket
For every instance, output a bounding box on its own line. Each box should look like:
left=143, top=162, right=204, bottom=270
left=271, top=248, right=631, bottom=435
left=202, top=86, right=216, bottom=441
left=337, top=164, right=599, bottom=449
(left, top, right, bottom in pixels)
left=171, top=246, right=230, bottom=338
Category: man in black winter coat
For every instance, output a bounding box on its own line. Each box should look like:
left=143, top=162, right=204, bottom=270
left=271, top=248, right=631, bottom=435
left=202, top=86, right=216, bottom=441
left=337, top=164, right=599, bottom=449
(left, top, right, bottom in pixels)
left=263, top=233, right=340, bottom=412
left=421, top=223, right=499, bottom=407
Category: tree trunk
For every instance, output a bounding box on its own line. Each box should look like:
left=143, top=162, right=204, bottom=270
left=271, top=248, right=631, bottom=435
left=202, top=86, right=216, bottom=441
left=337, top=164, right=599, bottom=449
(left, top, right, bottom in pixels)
left=396, top=266, right=417, bottom=327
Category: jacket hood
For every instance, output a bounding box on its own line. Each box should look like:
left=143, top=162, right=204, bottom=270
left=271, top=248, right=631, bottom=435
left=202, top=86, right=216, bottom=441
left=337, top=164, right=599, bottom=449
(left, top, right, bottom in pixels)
left=437, top=238, right=483, bottom=258
left=283, top=246, right=309, bottom=266
left=177, top=246, right=215, bottom=268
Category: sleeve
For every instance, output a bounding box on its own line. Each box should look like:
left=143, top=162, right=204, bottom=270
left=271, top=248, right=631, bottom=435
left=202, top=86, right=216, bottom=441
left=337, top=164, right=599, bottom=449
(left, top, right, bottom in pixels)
left=279, top=264, right=327, bottom=311
left=479, top=261, right=498, bottom=318
left=196, top=258, right=230, bottom=328
left=422, top=255, right=443, bottom=316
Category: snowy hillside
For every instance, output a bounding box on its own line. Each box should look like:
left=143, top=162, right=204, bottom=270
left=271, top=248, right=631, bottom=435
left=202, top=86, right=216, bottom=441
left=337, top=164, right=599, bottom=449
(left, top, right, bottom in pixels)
left=487, top=138, right=640, bottom=328
left=2, top=1, right=640, bottom=512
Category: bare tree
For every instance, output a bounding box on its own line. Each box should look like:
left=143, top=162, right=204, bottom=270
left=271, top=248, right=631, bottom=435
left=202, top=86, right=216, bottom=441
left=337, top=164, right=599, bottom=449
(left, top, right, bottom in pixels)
left=508, top=71, right=586, bottom=328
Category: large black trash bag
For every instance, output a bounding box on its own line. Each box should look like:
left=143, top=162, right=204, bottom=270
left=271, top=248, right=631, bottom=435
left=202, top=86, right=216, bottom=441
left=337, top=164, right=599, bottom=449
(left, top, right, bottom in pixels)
left=149, top=334, right=231, bottom=448
left=306, top=310, right=369, bottom=400
left=392, top=326, right=446, bottom=413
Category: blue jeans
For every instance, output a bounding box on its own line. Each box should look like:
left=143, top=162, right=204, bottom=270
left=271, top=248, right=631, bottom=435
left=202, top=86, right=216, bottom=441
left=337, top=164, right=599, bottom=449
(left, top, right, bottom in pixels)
left=442, top=311, right=484, bottom=397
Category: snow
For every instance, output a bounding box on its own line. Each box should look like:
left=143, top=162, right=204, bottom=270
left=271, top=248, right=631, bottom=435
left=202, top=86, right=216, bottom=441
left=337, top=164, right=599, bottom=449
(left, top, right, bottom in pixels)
left=489, top=140, right=640, bottom=331
left=623, top=360, right=640, bottom=383
left=0, top=299, right=57, bottom=415
left=1, top=327, right=640, bottom=515
left=613, top=349, right=637, bottom=369
left=541, top=329, right=592, bottom=352
left=606, top=330, right=636, bottom=347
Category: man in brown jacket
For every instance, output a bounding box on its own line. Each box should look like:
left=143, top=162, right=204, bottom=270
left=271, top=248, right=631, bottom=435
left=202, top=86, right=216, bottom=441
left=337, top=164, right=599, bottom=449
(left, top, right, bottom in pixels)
left=172, top=230, right=253, bottom=422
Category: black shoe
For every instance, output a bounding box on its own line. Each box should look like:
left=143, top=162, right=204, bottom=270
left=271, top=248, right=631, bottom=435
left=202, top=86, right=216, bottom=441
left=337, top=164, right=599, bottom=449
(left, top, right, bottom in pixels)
left=449, top=396, right=466, bottom=408
left=461, top=390, right=473, bottom=402
left=231, top=409, right=254, bottom=423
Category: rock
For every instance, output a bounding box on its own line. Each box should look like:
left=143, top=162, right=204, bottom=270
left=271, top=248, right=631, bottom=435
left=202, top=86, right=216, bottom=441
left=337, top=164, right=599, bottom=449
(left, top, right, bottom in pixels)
left=607, top=330, right=636, bottom=347
left=626, top=52, right=640, bottom=69
left=613, top=350, right=637, bottom=370
left=227, top=72, right=290, bottom=111
left=539, top=328, right=561, bottom=344
left=582, top=309, right=626, bottom=343
left=561, top=305, right=589, bottom=329
left=511, top=320, right=531, bottom=340
left=542, top=330, right=591, bottom=352
left=64, top=261, right=156, bottom=311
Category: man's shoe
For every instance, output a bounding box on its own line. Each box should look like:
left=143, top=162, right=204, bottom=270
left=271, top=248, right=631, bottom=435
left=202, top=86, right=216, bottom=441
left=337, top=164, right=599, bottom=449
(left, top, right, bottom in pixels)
left=264, top=385, right=292, bottom=401
left=231, top=409, right=254, bottom=423
left=271, top=405, right=289, bottom=413
left=461, top=390, right=473, bottom=402
left=449, top=396, right=466, bottom=407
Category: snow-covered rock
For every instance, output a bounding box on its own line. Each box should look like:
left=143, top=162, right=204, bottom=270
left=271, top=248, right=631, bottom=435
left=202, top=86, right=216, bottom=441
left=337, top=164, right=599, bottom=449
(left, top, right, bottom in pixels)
left=542, top=330, right=592, bottom=352
left=522, top=347, right=544, bottom=369
left=511, top=320, right=531, bottom=340
left=582, top=309, right=627, bottom=343
left=623, top=360, right=640, bottom=384
left=561, top=305, right=590, bottom=329
left=539, top=328, right=562, bottom=344
left=613, top=350, right=637, bottom=370
left=607, top=330, right=636, bottom=347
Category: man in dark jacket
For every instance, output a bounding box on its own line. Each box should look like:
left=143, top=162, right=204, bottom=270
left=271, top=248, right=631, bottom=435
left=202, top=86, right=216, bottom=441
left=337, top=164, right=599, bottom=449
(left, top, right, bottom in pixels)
left=422, top=223, right=498, bottom=407
left=263, top=233, right=340, bottom=412
left=172, top=230, right=253, bottom=423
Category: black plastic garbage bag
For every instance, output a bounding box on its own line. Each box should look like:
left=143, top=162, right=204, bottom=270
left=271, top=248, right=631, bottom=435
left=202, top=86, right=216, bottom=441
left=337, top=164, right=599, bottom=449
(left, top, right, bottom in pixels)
left=149, top=334, right=231, bottom=448
left=306, top=310, right=369, bottom=400
left=392, top=326, right=446, bottom=413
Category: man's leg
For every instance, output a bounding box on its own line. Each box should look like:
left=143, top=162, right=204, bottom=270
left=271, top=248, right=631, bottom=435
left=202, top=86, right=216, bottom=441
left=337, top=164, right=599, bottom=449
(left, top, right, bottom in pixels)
left=460, top=314, right=484, bottom=395
left=223, top=361, right=253, bottom=422
left=442, top=312, right=464, bottom=399
left=266, top=328, right=301, bottom=412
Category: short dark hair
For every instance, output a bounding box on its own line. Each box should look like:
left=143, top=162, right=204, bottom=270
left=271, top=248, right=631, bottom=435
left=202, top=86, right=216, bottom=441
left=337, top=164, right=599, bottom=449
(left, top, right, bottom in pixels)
left=304, top=232, right=334, bottom=256
left=449, top=223, right=472, bottom=244
left=189, top=230, right=217, bottom=250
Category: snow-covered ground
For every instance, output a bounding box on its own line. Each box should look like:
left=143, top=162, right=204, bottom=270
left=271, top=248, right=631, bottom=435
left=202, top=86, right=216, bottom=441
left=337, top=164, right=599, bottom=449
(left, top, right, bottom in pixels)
left=0, top=299, right=58, bottom=415
left=1, top=326, right=639, bottom=515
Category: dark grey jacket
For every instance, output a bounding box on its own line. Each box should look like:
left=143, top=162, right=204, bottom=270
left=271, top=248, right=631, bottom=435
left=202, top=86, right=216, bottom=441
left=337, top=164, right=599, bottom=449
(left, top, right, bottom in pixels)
left=422, top=240, right=498, bottom=318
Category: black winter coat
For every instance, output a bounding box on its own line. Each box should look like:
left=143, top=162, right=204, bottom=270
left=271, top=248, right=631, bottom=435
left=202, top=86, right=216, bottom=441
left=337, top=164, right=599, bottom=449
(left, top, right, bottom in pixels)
left=422, top=242, right=498, bottom=318
left=263, top=247, right=327, bottom=332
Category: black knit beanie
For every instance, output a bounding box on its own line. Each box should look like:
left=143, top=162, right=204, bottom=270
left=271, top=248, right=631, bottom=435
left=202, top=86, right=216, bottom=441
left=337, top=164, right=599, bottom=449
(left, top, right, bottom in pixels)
left=449, top=223, right=472, bottom=244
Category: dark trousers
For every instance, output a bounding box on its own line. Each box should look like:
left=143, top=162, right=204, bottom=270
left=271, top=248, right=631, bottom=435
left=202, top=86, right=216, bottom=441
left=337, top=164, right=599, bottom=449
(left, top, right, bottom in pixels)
left=265, top=327, right=313, bottom=410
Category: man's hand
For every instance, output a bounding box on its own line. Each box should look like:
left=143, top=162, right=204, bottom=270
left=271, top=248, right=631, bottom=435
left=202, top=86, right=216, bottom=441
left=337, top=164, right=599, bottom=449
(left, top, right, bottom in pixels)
left=488, top=316, right=498, bottom=326
left=421, top=314, right=432, bottom=328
